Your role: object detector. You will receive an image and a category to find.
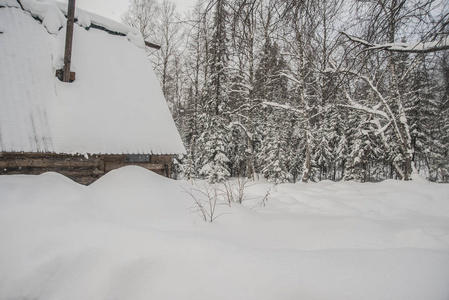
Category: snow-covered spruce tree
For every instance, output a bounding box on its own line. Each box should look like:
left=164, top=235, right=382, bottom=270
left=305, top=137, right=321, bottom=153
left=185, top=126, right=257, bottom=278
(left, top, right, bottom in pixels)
left=253, top=26, right=290, bottom=179
left=227, top=123, right=247, bottom=177
left=254, top=41, right=288, bottom=104
left=199, top=114, right=230, bottom=183
left=258, top=112, right=292, bottom=184
left=312, top=88, right=344, bottom=181
left=344, top=114, right=381, bottom=182
left=313, top=121, right=335, bottom=181
left=340, top=107, right=360, bottom=181
left=198, top=0, right=231, bottom=183
left=431, top=116, right=449, bottom=182
left=326, top=101, right=349, bottom=181
left=334, top=128, right=349, bottom=181
left=401, top=55, right=438, bottom=175
left=182, top=153, right=196, bottom=181
left=428, top=53, right=449, bottom=182
left=285, top=112, right=303, bottom=183
left=329, top=95, right=356, bottom=181
left=254, top=36, right=296, bottom=183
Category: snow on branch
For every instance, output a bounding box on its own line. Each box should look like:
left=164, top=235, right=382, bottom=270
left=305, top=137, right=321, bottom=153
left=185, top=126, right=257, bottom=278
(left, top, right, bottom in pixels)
left=228, top=121, right=253, bottom=140
left=280, top=72, right=301, bottom=86
left=328, top=67, right=408, bottom=148
left=370, top=118, right=392, bottom=136
left=341, top=92, right=389, bottom=120
left=263, top=102, right=303, bottom=115
left=341, top=31, right=449, bottom=54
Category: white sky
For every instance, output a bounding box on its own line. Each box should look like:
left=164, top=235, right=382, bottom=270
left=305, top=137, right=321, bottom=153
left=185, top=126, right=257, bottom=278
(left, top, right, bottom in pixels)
left=59, top=0, right=198, bottom=22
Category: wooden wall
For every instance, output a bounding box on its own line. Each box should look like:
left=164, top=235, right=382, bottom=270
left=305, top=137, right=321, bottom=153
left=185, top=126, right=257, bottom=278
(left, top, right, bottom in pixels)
left=0, top=152, right=172, bottom=185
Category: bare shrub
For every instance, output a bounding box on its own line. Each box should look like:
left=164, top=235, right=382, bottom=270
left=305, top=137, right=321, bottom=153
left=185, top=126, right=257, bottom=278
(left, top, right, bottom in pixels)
left=183, top=183, right=226, bottom=222
left=183, top=178, right=253, bottom=222
left=221, top=177, right=250, bottom=205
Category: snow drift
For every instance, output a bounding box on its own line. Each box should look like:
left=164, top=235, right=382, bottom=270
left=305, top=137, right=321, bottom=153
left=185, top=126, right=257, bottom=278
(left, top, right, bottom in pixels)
left=0, top=167, right=448, bottom=300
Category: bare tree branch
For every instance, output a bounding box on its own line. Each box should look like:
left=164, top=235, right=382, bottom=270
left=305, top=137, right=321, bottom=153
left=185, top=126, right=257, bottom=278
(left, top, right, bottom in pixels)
left=340, top=31, right=449, bottom=53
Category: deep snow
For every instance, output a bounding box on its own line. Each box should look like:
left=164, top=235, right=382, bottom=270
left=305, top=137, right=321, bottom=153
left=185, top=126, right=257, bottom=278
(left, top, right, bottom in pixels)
left=0, top=167, right=448, bottom=300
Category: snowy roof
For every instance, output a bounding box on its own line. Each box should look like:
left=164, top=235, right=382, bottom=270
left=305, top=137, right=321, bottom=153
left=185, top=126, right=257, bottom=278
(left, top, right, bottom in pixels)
left=0, top=0, right=186, bottom=155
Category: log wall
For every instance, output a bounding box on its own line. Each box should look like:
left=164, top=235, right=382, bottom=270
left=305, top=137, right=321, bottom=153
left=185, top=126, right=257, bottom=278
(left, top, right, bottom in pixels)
left=0, top=152, right=172, bottom=185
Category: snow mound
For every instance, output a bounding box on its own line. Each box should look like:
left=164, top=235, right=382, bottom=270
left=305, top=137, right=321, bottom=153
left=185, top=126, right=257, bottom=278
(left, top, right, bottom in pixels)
left=89, top=166, right=191, bottom=225
left=90, top=165, right=172, bottom=188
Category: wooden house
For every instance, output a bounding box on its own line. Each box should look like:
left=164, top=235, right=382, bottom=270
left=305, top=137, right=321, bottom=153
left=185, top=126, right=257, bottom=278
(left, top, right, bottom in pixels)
left=0, top=0, right=186, bottom=184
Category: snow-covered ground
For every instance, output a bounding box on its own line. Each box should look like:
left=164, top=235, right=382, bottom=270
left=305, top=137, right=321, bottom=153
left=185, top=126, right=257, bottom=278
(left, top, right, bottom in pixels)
left=1, top=166, right=448, bottom=300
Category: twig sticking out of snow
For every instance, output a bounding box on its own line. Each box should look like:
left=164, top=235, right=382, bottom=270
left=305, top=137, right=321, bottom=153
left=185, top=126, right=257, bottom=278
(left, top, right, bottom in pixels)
left=260, top=183, right=277, bottom=207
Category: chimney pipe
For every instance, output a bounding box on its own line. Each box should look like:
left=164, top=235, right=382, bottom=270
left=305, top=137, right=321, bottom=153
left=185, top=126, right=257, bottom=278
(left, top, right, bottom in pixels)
left=63, top=0, right=76, bottom=82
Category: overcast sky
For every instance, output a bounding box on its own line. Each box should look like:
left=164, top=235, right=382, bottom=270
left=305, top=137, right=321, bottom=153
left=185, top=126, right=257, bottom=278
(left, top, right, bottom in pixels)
left=59, top=0, right=198, bottom=22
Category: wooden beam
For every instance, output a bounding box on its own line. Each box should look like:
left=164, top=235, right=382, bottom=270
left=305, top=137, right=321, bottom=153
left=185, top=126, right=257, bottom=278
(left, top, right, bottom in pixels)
left=0, top=153, right=173, bottom=184
left=145, top=41, right=161, bottom=50
left=63, top=0, right=76, bottom=82
left=0, top=158, right=100, bottom=168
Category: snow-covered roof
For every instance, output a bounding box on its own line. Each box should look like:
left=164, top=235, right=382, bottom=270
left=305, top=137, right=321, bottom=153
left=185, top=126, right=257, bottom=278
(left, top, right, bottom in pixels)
left=0, top=0, right=186, bottom=155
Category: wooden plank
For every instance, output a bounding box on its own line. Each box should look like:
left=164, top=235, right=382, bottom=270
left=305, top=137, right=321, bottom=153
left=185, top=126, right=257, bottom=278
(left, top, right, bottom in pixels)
left=0, top=168, right=100, bottom=177
left=144, top=41, right=161, bottom=50
left=0, top=158, right=101, bottom=168
left=150, top=155, right=171, bottom=164
left=102, top=155, right=126, bottom=162
left=0, top=166, right=100, bottom=173
left=0, top=152, right=100, bottom=159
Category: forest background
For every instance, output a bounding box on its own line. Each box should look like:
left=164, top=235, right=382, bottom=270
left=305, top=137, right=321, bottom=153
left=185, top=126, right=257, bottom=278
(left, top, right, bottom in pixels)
left=122, top=0, right=449, bottom=183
